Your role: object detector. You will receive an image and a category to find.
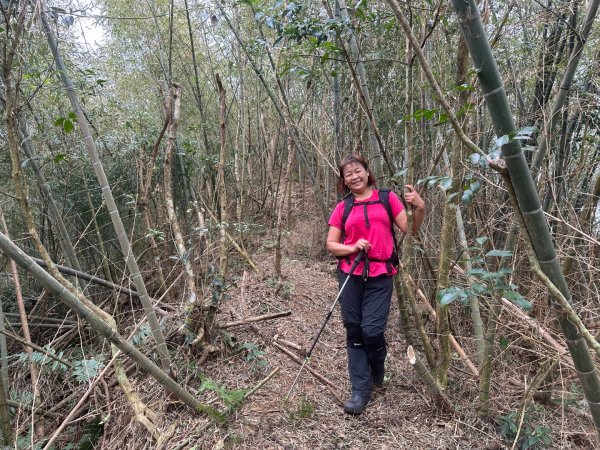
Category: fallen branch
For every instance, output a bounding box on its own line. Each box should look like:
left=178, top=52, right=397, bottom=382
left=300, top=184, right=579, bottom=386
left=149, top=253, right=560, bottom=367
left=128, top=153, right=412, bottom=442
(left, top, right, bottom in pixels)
left=500, top=298, right=567, bottom=355
left=273, top=335, right=304, bottom=354
left=241, top=367, right=280, bottom=403
left=217, top=311, right=291, bottom=329
left=0, top=329, right=73, bottom=369
left=32, top=257, right=174, bottom=312
left=4, top=313, right=77, bottom=325
left=272, top=341, right=343, bottom=403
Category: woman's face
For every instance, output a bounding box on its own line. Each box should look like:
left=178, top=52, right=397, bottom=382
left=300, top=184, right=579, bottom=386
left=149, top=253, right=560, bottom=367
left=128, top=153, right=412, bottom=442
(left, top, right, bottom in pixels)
left=343, top=162, right=370, bottom=195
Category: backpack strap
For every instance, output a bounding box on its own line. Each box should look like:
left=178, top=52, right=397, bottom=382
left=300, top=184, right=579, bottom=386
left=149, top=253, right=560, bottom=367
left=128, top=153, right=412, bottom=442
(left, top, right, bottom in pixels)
left=378, top=189, right=395, bottom=226
left=339, top=193, right=355, bottom=266
left=378, top=189, right=400, bottom=272
left=340, top=192, right=355, bottom=235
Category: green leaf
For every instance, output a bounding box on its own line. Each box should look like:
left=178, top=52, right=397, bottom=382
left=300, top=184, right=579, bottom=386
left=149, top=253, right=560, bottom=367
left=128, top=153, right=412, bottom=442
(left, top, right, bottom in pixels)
left=466, top=268, right=487, bottom=276
left=455, top=83, right=474, bottom=92
left=475, top=236, right=489, bottom=246
left=516, top=125, right=538, bottom=137
left=469, top=180, right=481, bottom=192
left=68, top=111, right=77, bottom=120
left=438, top=287, right=463, bottom=306
left=461, top=189, right=473, bottom=204
left=53, top=153, right=67, bottom=163
left=73, top=358, right=105, bottom=383
left=496, top=134, right=509, bottom=147
left=499, top=335, right=509, bottom=350
left=436, top=112, right=448, bottom=125
left=471, top=282, right=486, bottom=294
left=497, top=267, right=513, bottom=276
left=486, top=249, right=513, bottom=257
left=503, top=290, right=532, bottom=311
left=63, top=119, right=74, bottom=133
left=54, top=117, right=65, bottom=126
left=393, top=168, right=408, bottom=178
left=439, top=177, right=453, bottom=191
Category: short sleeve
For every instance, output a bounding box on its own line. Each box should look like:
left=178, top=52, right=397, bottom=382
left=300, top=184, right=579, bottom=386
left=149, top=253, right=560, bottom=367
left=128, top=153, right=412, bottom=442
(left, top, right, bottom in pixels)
left=389, top=191, right=405, bottom=218
left=328, top=201, right=345, bottom=229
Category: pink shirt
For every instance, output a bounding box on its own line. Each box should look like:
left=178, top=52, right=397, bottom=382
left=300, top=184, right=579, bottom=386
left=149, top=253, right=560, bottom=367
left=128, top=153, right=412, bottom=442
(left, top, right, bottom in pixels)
left=328, top=189, right=404, bottom=277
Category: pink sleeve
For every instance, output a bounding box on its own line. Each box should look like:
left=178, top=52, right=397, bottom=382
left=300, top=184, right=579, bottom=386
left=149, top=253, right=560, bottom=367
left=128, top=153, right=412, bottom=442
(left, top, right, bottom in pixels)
left=328, top=201, right=344, bottom=229
left=389, top=191, right=405, bottom=218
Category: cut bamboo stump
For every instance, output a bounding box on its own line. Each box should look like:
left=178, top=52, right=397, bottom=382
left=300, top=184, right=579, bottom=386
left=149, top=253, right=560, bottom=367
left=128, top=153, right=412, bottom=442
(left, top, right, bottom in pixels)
left=407, top=346, right=454, bottom=413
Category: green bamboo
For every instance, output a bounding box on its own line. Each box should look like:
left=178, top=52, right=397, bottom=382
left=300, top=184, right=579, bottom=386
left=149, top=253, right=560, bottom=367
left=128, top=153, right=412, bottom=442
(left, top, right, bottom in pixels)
left=532, top=0, right=600, bottom=174
left=451, top=0, right=600, bottom=434
left=0, top=231, right=213, bottom=415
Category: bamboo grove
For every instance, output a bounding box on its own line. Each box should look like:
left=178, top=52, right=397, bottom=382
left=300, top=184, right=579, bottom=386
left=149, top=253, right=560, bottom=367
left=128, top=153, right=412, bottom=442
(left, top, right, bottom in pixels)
left=0, top=0, right=599, bottom=446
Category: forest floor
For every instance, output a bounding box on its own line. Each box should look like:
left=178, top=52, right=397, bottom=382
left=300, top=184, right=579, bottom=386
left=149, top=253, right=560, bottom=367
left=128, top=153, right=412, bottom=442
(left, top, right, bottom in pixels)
left=98, top=211, right=598, bottom=450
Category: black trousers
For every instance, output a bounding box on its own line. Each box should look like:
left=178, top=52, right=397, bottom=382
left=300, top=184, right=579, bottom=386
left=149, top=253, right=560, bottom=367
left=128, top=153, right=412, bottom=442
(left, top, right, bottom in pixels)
left=339, top=272, right=393, bottom=396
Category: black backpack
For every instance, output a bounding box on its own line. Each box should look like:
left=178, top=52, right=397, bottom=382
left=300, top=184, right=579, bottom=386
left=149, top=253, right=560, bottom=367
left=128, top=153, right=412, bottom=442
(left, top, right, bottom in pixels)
left=340, top=188, right=400, bottom=273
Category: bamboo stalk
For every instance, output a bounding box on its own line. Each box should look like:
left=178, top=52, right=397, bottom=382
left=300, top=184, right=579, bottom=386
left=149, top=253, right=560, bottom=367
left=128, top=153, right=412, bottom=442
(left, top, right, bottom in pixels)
left=1, top=207, right=43, bottom=437
left=31, top=257, right=175, bottom=312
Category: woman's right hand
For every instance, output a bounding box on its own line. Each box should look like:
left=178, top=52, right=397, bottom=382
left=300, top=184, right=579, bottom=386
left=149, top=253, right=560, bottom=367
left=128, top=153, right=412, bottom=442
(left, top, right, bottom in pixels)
left=352, top=239, right=371, bottom=254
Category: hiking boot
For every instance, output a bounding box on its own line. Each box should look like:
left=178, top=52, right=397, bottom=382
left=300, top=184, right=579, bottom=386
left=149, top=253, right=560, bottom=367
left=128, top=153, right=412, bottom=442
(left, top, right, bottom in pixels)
left=343, top=394, right=370, bottom=414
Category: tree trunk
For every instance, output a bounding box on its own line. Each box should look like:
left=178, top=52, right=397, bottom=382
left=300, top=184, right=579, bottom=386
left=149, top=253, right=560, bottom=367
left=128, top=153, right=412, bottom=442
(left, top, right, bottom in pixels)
left=163, top=84, right=203, bottom=345
left=216, top=74, right=229, bottom=279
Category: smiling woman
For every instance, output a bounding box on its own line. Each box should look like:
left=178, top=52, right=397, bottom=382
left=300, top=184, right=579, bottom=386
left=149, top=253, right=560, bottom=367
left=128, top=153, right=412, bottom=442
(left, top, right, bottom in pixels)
left=325, top=152, right=425, bottom=415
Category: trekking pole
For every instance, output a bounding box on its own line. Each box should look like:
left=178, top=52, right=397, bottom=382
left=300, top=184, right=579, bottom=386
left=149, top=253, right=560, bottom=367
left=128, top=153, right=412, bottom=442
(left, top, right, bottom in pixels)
left=285, top=249, right=366, bottom=399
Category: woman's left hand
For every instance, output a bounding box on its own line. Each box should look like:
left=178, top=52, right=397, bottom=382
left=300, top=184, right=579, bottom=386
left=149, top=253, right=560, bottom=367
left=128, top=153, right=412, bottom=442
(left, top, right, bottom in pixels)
left=404, top=184, right=425, bottom=210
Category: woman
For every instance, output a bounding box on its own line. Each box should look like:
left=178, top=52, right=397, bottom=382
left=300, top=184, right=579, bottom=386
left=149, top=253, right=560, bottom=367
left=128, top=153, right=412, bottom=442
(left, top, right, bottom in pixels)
left=326, top=153, right=425, bottom=414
